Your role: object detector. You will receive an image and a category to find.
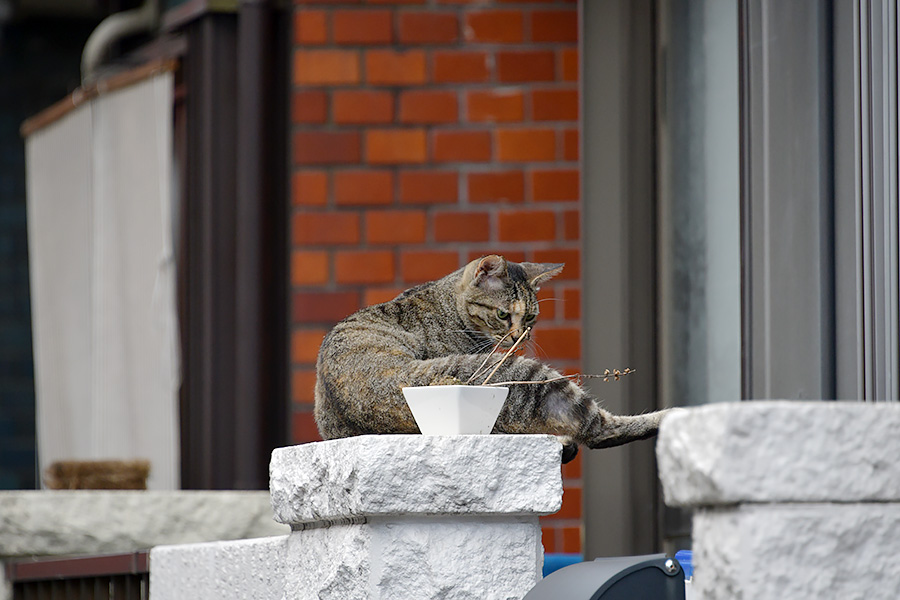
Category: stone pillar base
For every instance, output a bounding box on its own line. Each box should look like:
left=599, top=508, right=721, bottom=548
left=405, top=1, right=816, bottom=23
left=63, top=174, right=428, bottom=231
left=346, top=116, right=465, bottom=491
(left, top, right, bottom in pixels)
left=657, top=401, right=900, bottom=600
left=273, top=434, right=562, bottom=600
left=287, top=516, right=542, bottom=599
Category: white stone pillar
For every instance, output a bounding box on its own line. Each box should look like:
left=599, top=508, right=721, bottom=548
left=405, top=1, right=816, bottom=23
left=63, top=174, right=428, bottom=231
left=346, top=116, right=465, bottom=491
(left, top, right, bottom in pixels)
left=656, top=401, right=900, bottom=600
left=270, top=434, right=563, bottom=600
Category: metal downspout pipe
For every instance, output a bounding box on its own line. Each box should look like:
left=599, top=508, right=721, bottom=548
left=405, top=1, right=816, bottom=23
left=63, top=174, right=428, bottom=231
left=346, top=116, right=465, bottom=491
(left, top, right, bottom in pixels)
left=81, top=0, right=159, bottom=83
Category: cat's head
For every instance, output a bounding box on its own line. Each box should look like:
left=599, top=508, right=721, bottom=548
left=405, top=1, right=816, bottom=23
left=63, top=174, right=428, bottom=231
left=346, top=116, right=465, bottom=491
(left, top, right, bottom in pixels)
left=457, top=255, right=563, bottom=347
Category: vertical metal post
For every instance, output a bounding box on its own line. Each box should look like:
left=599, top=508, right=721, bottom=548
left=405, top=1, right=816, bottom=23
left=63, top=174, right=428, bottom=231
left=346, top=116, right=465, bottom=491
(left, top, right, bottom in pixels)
left=235, top=0, right=281, bottom=490
left=581, top=0, right=660, bottom=557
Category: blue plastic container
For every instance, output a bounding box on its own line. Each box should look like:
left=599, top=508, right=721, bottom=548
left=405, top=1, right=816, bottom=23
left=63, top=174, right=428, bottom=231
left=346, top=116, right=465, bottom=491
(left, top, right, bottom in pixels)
left=674, top=550, right=693, bottom=579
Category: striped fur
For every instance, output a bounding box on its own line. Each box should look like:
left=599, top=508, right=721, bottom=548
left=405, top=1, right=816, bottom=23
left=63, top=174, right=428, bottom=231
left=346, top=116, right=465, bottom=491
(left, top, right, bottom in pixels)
left=315, top=255, right=667, bottom=454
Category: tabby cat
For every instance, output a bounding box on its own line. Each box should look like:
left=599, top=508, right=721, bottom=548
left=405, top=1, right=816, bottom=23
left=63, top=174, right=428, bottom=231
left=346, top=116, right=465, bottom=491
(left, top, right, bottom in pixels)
left=315, top=255, right=667, bottom=461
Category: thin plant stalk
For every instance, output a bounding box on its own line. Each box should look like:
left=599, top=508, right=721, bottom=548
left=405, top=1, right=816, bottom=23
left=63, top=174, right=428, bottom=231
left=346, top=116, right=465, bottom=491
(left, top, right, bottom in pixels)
left=466, top=330, right=514, bottom=384
left=486, top=369, right=636, bottom=387
left=481, top=327, right=531, bottom=385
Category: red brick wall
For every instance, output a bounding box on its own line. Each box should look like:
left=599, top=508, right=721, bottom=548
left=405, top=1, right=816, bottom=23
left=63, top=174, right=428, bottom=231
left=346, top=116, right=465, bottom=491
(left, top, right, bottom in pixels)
left=289, top=0, right=582, bottom=554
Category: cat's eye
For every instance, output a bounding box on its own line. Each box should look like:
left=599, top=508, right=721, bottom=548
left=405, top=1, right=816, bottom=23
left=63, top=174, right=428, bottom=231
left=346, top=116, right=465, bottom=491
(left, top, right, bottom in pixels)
left=525, top=313, right=537, bottom=324
left=496, top=309, right=510, bottom=320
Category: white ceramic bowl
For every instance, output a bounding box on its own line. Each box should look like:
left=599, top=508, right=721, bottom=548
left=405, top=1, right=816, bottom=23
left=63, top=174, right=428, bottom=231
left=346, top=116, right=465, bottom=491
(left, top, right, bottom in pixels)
left=402, top=385, right=509, bottom=435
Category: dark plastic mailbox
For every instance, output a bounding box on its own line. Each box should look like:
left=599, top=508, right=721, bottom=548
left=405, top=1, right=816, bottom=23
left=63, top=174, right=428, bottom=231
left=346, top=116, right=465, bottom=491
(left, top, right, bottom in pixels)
left=524, top=554, right=686, bottom=600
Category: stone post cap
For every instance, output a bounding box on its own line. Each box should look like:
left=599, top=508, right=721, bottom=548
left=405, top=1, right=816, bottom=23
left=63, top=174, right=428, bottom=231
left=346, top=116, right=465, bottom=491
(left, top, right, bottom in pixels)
left=657, top=401, right=900, bottom=507
left=269, top=434, right=563, bottom=526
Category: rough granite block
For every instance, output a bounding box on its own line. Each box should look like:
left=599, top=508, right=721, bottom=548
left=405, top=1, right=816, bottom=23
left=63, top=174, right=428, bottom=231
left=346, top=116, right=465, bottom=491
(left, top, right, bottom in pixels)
left=691, top=503, right=900, bottom=600
left=270, top=434, right=563, bottom=525
left=0, top=491, right=288, bottom=557
left=150, top=535, right=287, bottom=600
left=285, top=516, right=542, bottom=600
left=656, top=401, right=900, bottom=506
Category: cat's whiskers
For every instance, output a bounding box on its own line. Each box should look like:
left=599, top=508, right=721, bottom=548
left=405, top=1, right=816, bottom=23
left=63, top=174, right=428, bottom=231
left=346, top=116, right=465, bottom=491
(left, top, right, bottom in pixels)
left=525, top=338, right=550, bottom=360
left=444, top=328, right=498, bottom=354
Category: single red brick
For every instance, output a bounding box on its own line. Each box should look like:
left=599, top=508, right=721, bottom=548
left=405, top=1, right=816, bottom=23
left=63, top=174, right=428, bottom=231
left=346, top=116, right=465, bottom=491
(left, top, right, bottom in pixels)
left=291, top=171, right=328, bottom=206
left=563, top=210, right=580, bottom=241
left=291, top=410, right=321, bottom=442
left=554, top=486, right=582, bottom=519
left=334, top=170, right=394, bottom=205
left=533, top=327, right=580, bottom=360
left=292, top=291, right=360, bottom=323
left=291, top=328, right=327, bottom=364
left=536, top=287, right=557, bottom=321
left=433, top=51, right=490, bottom=83
left=532, top=169, right=579, bottom=201
left=399, top=170, right=458, bottom=204
left=434, top=211, right=491, bottom=242
left=398, top=12, right=458, bottom=43
left=293, top=131, right=361, bottom=165
left=292, top=212, right=360, bottom=245
left=497, top=210, right=556, bottom=241
left=399, top=90, right=458, bottom=124
left=531, top=10, right=577, bottom=42
left=293, top=49, right=360, bottom=85
left=468, top=171, right=524, bottom=203
left=532, top=88, right=579, bottom=121
left=562, top=451, right=582, bottom=479
left=400, top=250, right=460, bottom=283
left=464, top=10, right=523, bottom=43
left=366, top=210, right=427, bottom=244
left=335, top=250, right=395, bottom=284
left=561, top=527, right=582, bottom=553
left=291, top=91, right=328, bottom=124
left=364, top=287, right=405, bottom=306
left=334, top=10, right=392, bottom=44
left=432, top=130, right=492, bottom=162
left=366, top=129, right=428, bottom=164
left=541, top=527, right=558, bottom=554
left=291, top=371, right=318, bottom=405
left=291, top=250, right=329, bottom=285
left=560, top=48, right=578, bottom=81
left=333, top=90, right=394, bottom=124
left=366, top=49, right=427, bottom=84
left=563, top=287, right=580, bottom=319
left=466, top=90, right=524, bottom=123
left=496, top=50, right=555, bottom=82
left=533, top=248, right=579, bottom=279
left=563, top=128, right=579, bottom=160
left=294, top=10, right=328, bottom=45
left=496, top=129, right=556, bottom=162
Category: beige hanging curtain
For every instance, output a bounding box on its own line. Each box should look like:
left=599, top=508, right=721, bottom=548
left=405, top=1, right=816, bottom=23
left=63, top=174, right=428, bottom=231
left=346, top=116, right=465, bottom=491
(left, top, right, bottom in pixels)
left=24, top=61, right=180, bottom=490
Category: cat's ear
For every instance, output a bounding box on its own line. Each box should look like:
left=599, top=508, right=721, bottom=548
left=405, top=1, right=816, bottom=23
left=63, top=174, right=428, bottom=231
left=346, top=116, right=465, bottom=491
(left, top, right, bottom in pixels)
left=473, top=255, right=508, bottom=289
left=521, top=262, right=564, bottom=289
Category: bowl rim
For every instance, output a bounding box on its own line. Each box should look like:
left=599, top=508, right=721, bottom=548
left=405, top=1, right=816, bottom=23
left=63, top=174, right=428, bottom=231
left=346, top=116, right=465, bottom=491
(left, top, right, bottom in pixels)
left=402, top=385, right=509, bottom=392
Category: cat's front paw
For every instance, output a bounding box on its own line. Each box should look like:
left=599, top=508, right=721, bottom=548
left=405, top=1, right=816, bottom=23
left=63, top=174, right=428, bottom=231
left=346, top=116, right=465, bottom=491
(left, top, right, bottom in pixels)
left=556, top=436, right=579, bottom=464
left=561, top=443, right=579, bottom=464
